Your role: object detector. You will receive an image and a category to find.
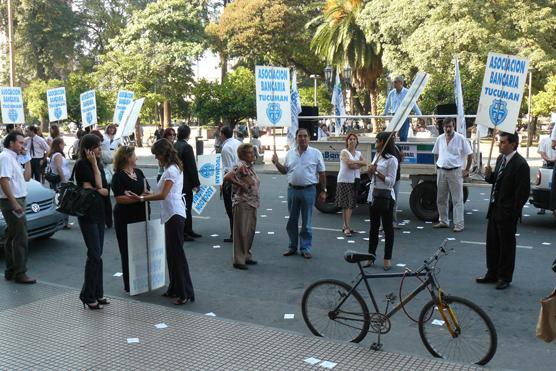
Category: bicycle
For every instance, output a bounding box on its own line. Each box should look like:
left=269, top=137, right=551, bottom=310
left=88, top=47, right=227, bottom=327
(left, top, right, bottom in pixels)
left=301, top=240, right=497, bottom=365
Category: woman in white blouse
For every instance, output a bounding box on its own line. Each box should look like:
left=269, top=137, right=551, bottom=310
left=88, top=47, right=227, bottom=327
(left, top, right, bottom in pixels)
left=365, top=132, right=399, bottom=270
left=128, top=139, right=195, bottom=305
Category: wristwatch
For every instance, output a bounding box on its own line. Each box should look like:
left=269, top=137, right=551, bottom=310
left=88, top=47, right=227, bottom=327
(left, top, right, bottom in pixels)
left=322, top=188, right=328, bottom=193
left=140, top=196, right=144, bottom=202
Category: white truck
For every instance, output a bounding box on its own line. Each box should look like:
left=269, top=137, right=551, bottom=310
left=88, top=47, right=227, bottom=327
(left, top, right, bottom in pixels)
left=529, top=166, right=554, bottom=210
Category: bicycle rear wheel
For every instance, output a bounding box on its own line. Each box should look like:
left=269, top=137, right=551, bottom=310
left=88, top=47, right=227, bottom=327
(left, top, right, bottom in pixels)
left=301, top=279, right=370, bottom=343
left=418, top=295, right=497, bottom=365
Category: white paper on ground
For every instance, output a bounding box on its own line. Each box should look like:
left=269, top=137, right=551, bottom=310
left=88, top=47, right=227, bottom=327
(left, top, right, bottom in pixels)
left=363, top=237, right=369, bottom=241
left=266, top=208, right=272, bottom=211
left=472, top=209, right=479, bottom=212
left=480, top=192, right=485, bottom=195
left=304, top=357, right=321, bottom=365
left=284, top=313, right=295, bottom=319
left=447, top=237, right=456, bottom=241
left=381, top=239, right=385, bottom=242
left=425, top=221, right=432, bottom=224
left=255, top=231, right=261, bottom=234
left=396, top=264, right=406, bottom=267
left=319, top=361, right=337, bottom=369
left=155, top=323, right=168, bottom=329
left=432, top=319, right=445, bottom=326
left=364, top=219, right=370, bottom=222
left=466, top=212, right=473, bottom=215
left=483, top=198, right=490, bottom=201
left=213, top=245, right=221, bottom=249
left=127, top=338, right=140, bottom=344
left=284, top=216, right=289, bottom=219
left=113, top=272, right=123, bottom=277
left=542, top=242, right=552, bottom=245
left=268, top=232, right=275, bottom=235
left=281, top=200, right=287, bottom=203
left=278, top=196, right=285, bottom=199
left=205, top=312, right=216, bottom=317
left=336, top=236, right=344, bottom=240
left=523, top=214, right=530, bottom=217
left=347, top=240, right=355, bottom=244
left=416, top=226, right=424, bottom=229
left=261, top=215, right=268, bottom=218
left=210, top=234, right=219, bottom=237
left=403, top=231, right=411, bottom=234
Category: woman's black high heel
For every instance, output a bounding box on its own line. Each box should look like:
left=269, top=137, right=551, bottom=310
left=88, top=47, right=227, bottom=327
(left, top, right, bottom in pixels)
left=174, top=297, right=194, bottom=305
left=80, top=298, right=103, bottom=310
left=97, top=297, right=110, bottom=305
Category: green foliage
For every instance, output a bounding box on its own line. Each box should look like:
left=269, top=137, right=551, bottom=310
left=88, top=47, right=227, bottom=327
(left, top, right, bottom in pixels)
left=298, top=85, right=333, bottom=114
left=192, top=67, right=256, bottom=126
left=65, top=72, right=110, bottom=123
left=532, top=75, right=556, bottom=116
left=23, top=79, right=63, bottom=124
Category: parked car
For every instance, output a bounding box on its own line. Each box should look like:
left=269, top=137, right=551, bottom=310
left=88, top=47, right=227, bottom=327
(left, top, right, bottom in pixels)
left=0, top=179, right=66, bottom=245
left=529, top=166, right=554, bottom=210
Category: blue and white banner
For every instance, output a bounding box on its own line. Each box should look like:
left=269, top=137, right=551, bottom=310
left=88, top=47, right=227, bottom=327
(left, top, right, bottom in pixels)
left=454, top=58, right=466, bottom=134
left=80, top=90, right=97, bottom=127
left=255, top=66, right=291, bottom=127
left=47, top=87, right=68, bottom=122
left=0, top=87, right=25, bottom=124
left=113, top=90, right=134, bottom=124
left=331, top=71, right=345, bottom=135
left=192, top=185, right=217, bottom=215
left=476, top=52, right=529, bottom=133
left=287, top=71, right=302, bottom=147
left=197, top=154, right=223, bottom=186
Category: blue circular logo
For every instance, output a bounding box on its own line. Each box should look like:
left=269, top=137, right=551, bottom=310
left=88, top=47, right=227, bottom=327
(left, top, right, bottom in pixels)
left=54, top=107, right=62, bottom=120
left=266, top=103, right=282, bottom=125
left=86, top=112, right=93, bottom=124
left=8, top=108, right=18, bottom=122
left=489, top=99, right=508, bottom=126
left=199, top=163, right=216, bottom=178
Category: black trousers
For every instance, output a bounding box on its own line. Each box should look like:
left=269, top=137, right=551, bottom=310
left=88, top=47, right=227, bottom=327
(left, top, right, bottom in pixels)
left=222, top=181, right=234, bottom=238
left=78, top=220, right=104, bottom=303
left=368, top=199, right=395, bottom=260
left=165, top=215, right=194, bottom=300
left=30, top=158, right=42, bottom=182
left=114, top=220, right=130, bottom=292
left=485, top=214, right=517, bottom=282
left=183, top=191, right=194, bottom=235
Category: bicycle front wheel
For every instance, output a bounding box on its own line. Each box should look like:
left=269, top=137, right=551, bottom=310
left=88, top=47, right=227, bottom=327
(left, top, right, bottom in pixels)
left=418, top=295, right=497, bottom=365
left=301, top=279, right=370, bottom=343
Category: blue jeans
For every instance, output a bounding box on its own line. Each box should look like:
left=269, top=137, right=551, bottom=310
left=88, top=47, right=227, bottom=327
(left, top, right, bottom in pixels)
left=399, top=119, right=410, bottom=142
left=286, top=185, right=316, bottom=252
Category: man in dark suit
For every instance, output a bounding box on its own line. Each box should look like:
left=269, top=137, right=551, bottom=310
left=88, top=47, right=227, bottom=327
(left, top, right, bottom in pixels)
left=175, top=125, right=202, bottom=241
left=477, top=132, right=530, bottom=290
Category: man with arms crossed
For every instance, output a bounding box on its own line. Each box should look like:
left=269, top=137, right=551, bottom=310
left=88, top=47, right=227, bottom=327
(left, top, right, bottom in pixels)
left=432, top=118, right=473, bottom=232
left=272, top=128, right=326, bottom=259
left=0, top=131, right=34, bottom=283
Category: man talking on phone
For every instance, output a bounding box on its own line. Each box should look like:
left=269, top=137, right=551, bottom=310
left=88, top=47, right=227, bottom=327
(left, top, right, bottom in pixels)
left=0, top=131, right=34, bottom=284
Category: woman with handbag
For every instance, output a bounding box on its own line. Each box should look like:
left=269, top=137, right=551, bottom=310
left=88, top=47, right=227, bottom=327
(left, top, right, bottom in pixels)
left=111, top=146, right=150, bottom=293
left=365, top=131, right=399, bottom=270
left=128, top=139, right=194, bottom=305
left=335, top=133, right=366, bottom=237
left=74, top=134, right=110, bottom=310
left=46, top=137, right=72, bottom=229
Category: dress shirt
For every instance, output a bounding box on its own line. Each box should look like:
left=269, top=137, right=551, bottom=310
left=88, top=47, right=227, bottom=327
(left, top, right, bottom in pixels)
left=158, top=164, right=186, bottom=224
left=0, top=148, right=28, bottom=198
left=25, top=135, right=49, bottom=158
left=221, top=137, right=242, bottom=173
left=432, top=132, right=473, bottom=169
left=538, top=136, right=556, bottom=161
left=384, top=87, right=422, bottom=116
left=367, top=155, right=398, bottom=202
left=337, top=149, right=361, bottom=183
left=284, top=146, right=325, bottom=186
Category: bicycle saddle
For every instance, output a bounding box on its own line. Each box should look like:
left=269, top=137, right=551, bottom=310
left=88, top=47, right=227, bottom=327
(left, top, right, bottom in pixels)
left=344, top=250, right=376, bottom=263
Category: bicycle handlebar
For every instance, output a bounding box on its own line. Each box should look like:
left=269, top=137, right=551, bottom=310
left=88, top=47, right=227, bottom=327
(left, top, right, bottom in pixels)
left=421, top=239, right=454, bottom=268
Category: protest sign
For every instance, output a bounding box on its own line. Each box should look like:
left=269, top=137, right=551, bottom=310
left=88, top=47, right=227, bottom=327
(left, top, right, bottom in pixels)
left=114, top=98, right=145, bottom=140
left=80, top=90, right=97, bottom=127
left=128, top=218, right=166, bottom=296
left=476, top=53, right=529, bottom=133
left=386, top=72, right=429, bottom=132
left=193, top=185, right=217, bottom=215
left=255, top=66, right=291, bottom=127
left=47, top=87, right=68, bottom=122
left=197, top=154, right=223, bottom=186
left=0, top=87, right=25, bottom=124
left=113, top=90, right=134, bottom=124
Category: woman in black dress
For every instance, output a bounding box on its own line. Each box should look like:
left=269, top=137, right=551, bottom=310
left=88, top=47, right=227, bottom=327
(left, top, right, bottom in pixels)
left=74, top=134, right=110, bottom=309
left=111, top=146, right=150, bottom=292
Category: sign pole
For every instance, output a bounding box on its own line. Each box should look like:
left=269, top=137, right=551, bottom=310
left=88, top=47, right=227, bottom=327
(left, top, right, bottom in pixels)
left=487, top=130, right=497, bottom=167
left=272, top=127, right=276, bottom=153
left=144, top=179, right=151, bottom=292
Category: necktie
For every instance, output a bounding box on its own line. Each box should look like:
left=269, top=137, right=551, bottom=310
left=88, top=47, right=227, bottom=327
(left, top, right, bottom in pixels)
left=30, top=138, right=35, bottom=157
left=490, top=156, right=507, bottom=203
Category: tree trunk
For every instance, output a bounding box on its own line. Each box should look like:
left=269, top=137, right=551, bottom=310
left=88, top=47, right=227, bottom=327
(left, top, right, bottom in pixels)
left=41, top=116, right=48, bottom=133
left=163, top=100, right=171, bottom=128
left=220, top=51, right=228, bottom=83
left=370, top=88, right=380, bottom=133
left=135, top=117, right=143, bottom=147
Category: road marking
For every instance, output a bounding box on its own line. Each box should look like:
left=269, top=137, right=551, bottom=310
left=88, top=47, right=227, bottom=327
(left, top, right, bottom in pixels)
left=193, top=216, right=211, bottom=219
left=460, top=240, right=533, bottom=249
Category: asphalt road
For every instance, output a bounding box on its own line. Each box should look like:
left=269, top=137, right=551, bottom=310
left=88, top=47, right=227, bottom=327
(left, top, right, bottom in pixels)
left=13, top=169, right=556, bottom=370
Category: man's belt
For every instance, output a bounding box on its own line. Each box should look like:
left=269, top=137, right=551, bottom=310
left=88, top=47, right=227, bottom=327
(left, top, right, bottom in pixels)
left=436, top=166, right=460, bottom=171
left=289, top=184, right=316, bottom=190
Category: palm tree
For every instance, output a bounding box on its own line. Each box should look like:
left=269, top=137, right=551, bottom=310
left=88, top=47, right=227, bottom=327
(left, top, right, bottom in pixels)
left=309, top=0, right=383, bottom=125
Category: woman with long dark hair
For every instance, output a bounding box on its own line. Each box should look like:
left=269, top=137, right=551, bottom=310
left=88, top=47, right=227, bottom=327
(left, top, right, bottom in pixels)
left=74, top=134, right=110, bottom=309
left=47, top=137, right=70, bottom=189
left=128, top=139, right=194, bottom=305
left=47, top=125, right=61, bottom=146
left=365, top=132, right=398, bottom=270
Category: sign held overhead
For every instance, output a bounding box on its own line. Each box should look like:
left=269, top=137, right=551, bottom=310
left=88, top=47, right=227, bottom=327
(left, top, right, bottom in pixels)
left=255, top=66, right=291, bottom=127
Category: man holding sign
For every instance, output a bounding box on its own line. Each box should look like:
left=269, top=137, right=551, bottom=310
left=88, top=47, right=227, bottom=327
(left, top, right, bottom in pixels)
left=384, top=76, right=422, bottom=142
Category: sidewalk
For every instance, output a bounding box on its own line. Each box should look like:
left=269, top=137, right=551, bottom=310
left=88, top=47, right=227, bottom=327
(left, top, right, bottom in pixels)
left=0, top=282, right=485, bottom=370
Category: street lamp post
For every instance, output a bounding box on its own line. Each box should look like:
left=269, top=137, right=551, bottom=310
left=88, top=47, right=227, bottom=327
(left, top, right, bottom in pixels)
left=7, top=0, right=15, bottom=87
left=309, top=74, right=320, bottom=107
left=526, top=67, right=535, bottom=159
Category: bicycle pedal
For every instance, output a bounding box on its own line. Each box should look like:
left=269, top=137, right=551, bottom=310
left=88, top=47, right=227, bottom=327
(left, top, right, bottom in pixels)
left=370, top=342, right=383, bottom=351
left=385, top=293, right=397, bottom=302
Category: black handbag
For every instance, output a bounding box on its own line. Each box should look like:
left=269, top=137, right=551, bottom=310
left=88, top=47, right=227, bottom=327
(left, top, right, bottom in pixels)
left=44, top=170, right=61, bottom=185
left=56, top=166, right=96, bottom=216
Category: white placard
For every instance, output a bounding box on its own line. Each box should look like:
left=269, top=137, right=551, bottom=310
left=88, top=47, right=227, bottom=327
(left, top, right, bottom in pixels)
left=192, top=185, right=217, bottom=215
left=476, top=53, right=529, bottom=133
left=113, top=90, right=134, bottom=124
left=197, top=154, right=223, bottom=186
left=115, top=98, right=145, bottom=140
left=255, top=65, right=291, bottom=127
left=80, top=90, right=97, bottom=127
left=0, top=87, right=25, bottom=124
left=386, top=72, right=429, bottom=132
left=128, top=219, right=166, bottom=296
left=397, top=144, right=417, bottom=163
left=46, top=87, right=68, bottom=122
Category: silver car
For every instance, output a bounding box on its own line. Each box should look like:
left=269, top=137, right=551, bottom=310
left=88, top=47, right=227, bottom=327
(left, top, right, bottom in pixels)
left=0, top=179, right=66, bottom=244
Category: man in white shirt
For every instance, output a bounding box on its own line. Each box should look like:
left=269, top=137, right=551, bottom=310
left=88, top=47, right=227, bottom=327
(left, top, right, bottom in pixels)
left=25, top=125, right=49, bottom=182
left=272, top=128, right=326, bottom=259
left=432, top=118, right=473, bottom=232
left=220, top=126, right=242, bottom=243
left=0, top=131, right=34, bottom=284
left=538, top=123, right=556, bottom=167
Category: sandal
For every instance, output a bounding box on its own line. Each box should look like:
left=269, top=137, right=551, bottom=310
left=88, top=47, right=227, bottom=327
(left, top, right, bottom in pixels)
left=343, top=228, right=352, bottom=237
left=363, top=260, right=375, bottom=268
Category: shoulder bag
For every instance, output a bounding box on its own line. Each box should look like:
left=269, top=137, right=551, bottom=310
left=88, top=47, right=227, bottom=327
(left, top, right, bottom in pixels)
left=56, top=165, right=97, bottom=217
left=536, top=288, right=556, bottom=342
